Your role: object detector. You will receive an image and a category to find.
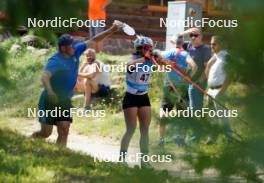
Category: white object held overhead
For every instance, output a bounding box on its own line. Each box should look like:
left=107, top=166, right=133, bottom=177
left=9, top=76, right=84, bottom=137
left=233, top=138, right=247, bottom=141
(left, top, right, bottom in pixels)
left=122, top=23, right=136, bottom=36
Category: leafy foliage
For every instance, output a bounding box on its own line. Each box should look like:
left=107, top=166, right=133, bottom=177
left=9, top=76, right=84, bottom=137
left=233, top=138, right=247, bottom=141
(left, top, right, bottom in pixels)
left=0, top=128, right=184, bottom=183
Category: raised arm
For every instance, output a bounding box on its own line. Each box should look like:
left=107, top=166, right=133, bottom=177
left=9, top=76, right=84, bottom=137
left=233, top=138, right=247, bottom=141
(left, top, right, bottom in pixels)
left=178, top=27, right=201, bottom=37
left=85, top=20, right=124, bottom=48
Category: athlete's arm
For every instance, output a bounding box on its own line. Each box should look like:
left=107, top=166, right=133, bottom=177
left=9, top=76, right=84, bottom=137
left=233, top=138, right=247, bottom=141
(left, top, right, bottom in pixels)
left=85, top=20, right=124, bottom=48
left=41, top=71, right=58, bottom=103
left=153, top=51, right=171, bottom=65
left=186, top=55, right=198, bottom=78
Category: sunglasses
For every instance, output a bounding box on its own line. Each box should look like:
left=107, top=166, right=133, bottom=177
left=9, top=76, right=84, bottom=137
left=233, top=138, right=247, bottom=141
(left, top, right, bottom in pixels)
left=189, top=34, right=200, bottom=38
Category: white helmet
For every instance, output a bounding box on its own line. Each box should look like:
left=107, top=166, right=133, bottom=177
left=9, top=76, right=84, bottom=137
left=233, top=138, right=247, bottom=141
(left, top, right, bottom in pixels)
left=133, top=35, right=153, bottom=48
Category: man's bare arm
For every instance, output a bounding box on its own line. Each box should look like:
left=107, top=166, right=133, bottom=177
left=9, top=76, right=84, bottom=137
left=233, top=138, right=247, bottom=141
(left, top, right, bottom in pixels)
left=78, top=72, right=96, bottom=79
left=78, top=62, right=100, bottom=79
left=178, top=27, right=201, bottom=37
left=205, top=55, right=217, bottom=78
left=186, top=55, right=198, bottom=78
left=197, top=54, right=217, bottom=83
left=42, top=71, right=58, bottom=102
left=85, top=20, right=123, bottom=48
left=79, top=61, right=89, bottom=73
left=42, top=71, right=53, bottom=94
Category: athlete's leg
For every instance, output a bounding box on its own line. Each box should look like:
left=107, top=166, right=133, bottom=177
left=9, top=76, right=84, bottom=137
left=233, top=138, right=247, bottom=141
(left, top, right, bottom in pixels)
left=120, top=107, right=138, bottom=153
left=31, top=124, right=53, bottom=138
left=56, top=121, right=70, bottom=146
left=138, top=106, right=151, bottom=154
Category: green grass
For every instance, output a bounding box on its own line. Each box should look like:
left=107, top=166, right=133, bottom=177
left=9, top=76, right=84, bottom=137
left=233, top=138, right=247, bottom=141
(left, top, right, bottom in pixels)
left=0, top=128, right=185, bottom=183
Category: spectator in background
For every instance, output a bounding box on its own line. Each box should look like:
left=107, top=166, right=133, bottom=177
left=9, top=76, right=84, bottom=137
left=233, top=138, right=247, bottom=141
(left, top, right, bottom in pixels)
left=205, top=35, right=232, bottom=138
left=75, top=48, right=111, bottom=109
left=88, top=0, right=112, bottom=51
left=179, top=28, right=211, bottom=111
left=157, top=36, right=197, bottom=146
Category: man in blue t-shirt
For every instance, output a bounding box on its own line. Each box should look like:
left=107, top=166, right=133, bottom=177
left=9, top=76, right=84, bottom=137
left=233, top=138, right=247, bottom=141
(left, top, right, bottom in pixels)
left=156, top=36, right=197, bottom=146
left=31, top=20, right=124, bottom=146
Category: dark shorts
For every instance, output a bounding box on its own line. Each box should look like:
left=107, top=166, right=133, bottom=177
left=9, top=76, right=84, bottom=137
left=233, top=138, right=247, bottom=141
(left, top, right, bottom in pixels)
left=92, top=84, right=110, bottom=98
left=161, top=86, right=189, bottom=112
left=122, top=92, right=151, bottom=109
left=38, top=92, right=73, bottom=125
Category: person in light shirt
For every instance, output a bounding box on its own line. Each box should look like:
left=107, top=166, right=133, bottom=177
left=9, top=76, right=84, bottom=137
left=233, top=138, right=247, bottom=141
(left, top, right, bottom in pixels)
left=205, top=35, right=232, bottom=139
left=75, top=48, right=111, bottom=109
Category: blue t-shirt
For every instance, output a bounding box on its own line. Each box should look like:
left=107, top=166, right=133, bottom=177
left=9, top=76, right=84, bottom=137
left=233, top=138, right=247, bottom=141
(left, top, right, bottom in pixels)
left=44, top=42, right=86, bottom=99
left=160, top=48, right=189, bottom=87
